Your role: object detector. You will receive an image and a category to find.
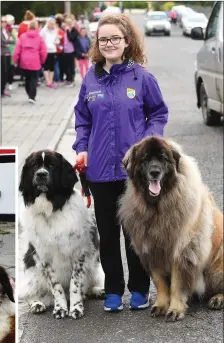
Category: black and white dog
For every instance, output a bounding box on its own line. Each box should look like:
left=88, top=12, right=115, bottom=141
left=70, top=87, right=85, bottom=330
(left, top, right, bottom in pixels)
left=18, top=150, right=104, bottom=319
left=0, top=266, right=15, bottom=342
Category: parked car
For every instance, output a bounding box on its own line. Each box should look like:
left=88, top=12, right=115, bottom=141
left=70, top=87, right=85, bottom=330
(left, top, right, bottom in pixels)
left=191, top=1, right=223, bottom=126
left=103, top=6, right=121, bottom=14
left=144, top=11, right=171, bottom=36
left=178, top=7, right=196, bottom=28
left=182, top=13, right=208, bottom=36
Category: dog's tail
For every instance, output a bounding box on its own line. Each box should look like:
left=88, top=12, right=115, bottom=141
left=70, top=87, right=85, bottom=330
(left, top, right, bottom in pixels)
left=0, top=266, right=15, bottom=303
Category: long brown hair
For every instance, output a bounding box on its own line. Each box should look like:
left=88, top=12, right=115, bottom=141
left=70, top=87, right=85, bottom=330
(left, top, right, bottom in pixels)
left=89, top=14, right=147, bottom=65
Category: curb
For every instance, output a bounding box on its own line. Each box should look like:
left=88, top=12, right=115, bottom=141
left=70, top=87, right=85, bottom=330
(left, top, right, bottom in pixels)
left=47, top=92, right=79, bottom=151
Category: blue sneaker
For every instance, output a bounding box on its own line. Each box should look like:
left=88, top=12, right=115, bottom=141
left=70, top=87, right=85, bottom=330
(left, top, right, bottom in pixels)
left=104, top=294, right=123, bottom=312
left=129, top=292, right=150, bottom=310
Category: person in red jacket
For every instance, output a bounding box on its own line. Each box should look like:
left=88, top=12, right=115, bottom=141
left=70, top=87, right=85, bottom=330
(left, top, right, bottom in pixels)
left=18, top=10, right=35, bottom=37
left=13, top=20, right=47, bottom=103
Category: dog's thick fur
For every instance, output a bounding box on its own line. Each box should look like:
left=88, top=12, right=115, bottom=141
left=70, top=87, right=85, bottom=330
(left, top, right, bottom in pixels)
left=118, top=136, right=223, bottom=321
left=19, top=150, right=104, bottom=319
left=0, top=267, right=15, bottom=343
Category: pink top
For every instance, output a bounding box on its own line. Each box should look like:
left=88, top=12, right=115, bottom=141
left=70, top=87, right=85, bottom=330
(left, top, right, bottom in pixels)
left=63, top=31, right=74, bottom=53
left=13, top=30, right=47, bottom=70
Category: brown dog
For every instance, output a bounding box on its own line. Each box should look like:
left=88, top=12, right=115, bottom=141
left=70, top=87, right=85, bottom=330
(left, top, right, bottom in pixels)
left=118, top=136, right=223, bottom=321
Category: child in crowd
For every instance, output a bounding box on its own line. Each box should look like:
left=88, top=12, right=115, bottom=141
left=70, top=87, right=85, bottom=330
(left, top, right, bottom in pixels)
left=75, top=27, right=91, bottom=79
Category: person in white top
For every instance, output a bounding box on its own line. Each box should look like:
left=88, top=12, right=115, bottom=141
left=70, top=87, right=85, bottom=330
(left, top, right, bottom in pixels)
left=40, top=18, right=59, bottom=88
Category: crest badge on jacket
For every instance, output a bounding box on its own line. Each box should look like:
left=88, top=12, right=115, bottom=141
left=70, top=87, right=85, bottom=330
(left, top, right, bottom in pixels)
left=127, top=88, right=136, bottom=99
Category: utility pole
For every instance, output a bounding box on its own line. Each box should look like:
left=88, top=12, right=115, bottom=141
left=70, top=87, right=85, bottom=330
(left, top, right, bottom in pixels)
left=64, top=1, right=71, bottom=13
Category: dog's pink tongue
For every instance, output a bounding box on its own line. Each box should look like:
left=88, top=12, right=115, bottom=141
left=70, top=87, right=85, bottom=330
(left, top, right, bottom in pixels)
left=149, top=181, right=161, bottom=194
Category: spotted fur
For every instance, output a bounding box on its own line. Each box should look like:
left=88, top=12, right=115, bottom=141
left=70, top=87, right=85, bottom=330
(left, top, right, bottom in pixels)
left=18, top=150, right=104, bottom=319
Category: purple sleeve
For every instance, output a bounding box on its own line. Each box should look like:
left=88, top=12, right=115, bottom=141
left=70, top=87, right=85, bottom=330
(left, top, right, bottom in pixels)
left=72, top=82, right=92, bottom=153
left=143, top=73, right=169, bottom=137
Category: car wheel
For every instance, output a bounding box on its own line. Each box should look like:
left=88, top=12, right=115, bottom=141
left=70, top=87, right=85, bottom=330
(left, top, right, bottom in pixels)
left=165, top=31, right=170, bottom=36
left=200, top=83, right=221, bottom=126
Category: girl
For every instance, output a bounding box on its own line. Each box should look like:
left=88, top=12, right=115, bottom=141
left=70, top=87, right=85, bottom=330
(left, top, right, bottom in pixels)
left=13, top=20, right=47, bottom=103
left=73, top=14, right=169, bottom=312
left=40, top=18, right=59, bottom=88
left=75, top=27, right=91, bottom=79
left=63, top=17, right=79, bottom=87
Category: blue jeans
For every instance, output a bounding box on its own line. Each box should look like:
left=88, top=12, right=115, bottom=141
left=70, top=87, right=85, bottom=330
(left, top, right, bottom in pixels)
left=54, top=59, right=60, bottom=82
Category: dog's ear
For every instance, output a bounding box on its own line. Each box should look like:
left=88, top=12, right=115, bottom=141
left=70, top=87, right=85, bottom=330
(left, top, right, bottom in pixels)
left=60, top=155, right=78, bottom=191
left=171, top=148, right=181, bottom=172
left=122, top=146, right=136, bottom=179
left=0, top=266, right=15, bottom=303
left=19, top=154, right=32, bottom=192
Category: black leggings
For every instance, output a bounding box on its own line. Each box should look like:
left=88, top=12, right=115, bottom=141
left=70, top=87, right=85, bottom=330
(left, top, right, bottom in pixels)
left=1, top=55, right=11, bottom=94
left=89, top=180, right=150, bottom=296
left=63, top=52, right=75, bottom=82
left=43, top=53, right=56, bottom=71
left=22, top=69, right=38, bottom=100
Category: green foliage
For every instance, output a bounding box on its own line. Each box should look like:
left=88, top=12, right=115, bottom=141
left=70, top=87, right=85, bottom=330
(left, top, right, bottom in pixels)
left=114, top=1, right=148, bottom=9
left=1, top=1, right=98, bottom=23
left=163, top=2, right=175, bottom=11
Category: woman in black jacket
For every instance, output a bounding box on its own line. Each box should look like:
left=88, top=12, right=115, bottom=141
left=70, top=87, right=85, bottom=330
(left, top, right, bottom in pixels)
left=1, top=16, right=15, bottom=96
left=63, top=17, right=79, bottom=86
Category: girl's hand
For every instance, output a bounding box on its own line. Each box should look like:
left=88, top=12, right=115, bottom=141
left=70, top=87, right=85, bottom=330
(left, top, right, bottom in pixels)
left=76, top=152, right=88, bottom=167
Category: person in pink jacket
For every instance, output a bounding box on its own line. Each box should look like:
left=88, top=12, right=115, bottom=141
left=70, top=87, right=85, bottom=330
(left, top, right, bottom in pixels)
left=13, top=20, right=47, bottom=103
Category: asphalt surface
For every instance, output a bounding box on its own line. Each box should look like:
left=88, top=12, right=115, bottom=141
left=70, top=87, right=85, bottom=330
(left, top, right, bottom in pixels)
left=19, top=16, right=223, bottom=343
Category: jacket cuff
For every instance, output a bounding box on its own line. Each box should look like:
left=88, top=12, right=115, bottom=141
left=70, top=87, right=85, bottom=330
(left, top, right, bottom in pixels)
left=72, top=143, right=87, bottom=154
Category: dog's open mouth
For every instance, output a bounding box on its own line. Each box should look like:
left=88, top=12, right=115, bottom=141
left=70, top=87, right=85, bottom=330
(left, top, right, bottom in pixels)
left=149, top=181, right=161, bottom=197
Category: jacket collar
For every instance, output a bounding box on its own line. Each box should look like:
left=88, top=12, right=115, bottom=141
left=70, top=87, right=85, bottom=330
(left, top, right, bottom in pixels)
left=94, top=59, right=129, bottom=78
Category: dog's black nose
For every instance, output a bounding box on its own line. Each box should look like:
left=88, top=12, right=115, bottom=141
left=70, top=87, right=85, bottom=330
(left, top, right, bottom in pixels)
left=149, top=169, right=161, bottom=179
left=36, top=170, right=48, bottom=178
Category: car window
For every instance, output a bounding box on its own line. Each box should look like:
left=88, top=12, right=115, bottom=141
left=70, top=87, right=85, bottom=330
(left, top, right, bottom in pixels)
left=148, top=14, right=167, bottom=21
left=206, top=1, right=222, bottom=40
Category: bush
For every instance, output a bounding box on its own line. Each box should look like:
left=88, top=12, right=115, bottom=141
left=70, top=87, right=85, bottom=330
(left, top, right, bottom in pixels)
left=163, top=2, right=175, bottom=11
left=114, top=1, right=148, bottom=9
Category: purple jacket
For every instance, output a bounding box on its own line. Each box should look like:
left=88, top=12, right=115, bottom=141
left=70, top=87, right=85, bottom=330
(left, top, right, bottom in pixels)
left=72, top=60, right=168, bottom=182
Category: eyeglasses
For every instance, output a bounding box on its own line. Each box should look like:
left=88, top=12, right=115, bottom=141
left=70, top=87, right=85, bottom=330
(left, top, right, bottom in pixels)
left=98, top=36, right=125, bottom=46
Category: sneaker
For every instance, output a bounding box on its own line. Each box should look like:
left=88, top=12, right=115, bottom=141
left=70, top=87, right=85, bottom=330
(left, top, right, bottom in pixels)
left=129, top=292, right=150, bottom=310
left=3, top=91, right=11, bottom=97
left=8, top=84, right=13, bottom=91
left=28, top=98, right=36, bottom=104
left=47, top=83, right=57, bottom=88
left=65, top=81, right=75, bottom=87
left=104, top=294, right=123, bottom=312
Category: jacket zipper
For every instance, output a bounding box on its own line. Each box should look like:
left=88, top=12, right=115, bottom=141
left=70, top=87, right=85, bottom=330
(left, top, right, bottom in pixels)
left=110, top=83, right=117, bottom=181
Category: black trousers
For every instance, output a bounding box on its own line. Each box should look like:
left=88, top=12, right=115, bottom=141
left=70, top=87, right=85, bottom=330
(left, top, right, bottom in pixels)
left=1, top=55, right=10, bottom=94
left=8, top=64, right=15, bottom=84
left=22, top=70, right=38, bottom=100
left=63, top=52, right=75, bottom=82
left=89, top=181, right=150, bottom=296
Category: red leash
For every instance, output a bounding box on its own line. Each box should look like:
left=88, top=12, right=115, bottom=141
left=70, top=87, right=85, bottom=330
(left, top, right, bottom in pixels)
left=73, top=158, right=91, bottom=208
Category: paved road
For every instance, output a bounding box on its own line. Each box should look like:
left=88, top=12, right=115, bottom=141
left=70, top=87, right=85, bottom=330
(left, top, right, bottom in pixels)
left=2, top=77, right=81, bottom=171
left=19, top=16, right=223, bottom=343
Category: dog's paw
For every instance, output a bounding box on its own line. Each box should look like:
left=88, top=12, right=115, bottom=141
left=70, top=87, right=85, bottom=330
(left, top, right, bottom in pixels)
left=208, top=294, right=224, bottom=310
left=69, top=302, right=84, bottom=319
left=30, top=301, right=46, bottom=314
left=150, top=305, right=168, bottom=317
left=53, top=306, right=68, bottom=319
left=165, top=309, right=185, bottom=322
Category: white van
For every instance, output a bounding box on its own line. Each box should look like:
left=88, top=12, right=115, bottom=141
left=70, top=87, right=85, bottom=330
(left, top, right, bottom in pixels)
left=191, top=1, right=223, bottom=126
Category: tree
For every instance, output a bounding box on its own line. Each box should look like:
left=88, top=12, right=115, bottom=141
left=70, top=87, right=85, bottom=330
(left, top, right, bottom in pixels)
left=1, top=1, right=98, bottom=23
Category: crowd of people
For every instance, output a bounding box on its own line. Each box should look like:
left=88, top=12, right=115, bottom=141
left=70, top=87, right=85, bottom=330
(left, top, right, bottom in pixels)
left=1, top=10, right=91, bottom=101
